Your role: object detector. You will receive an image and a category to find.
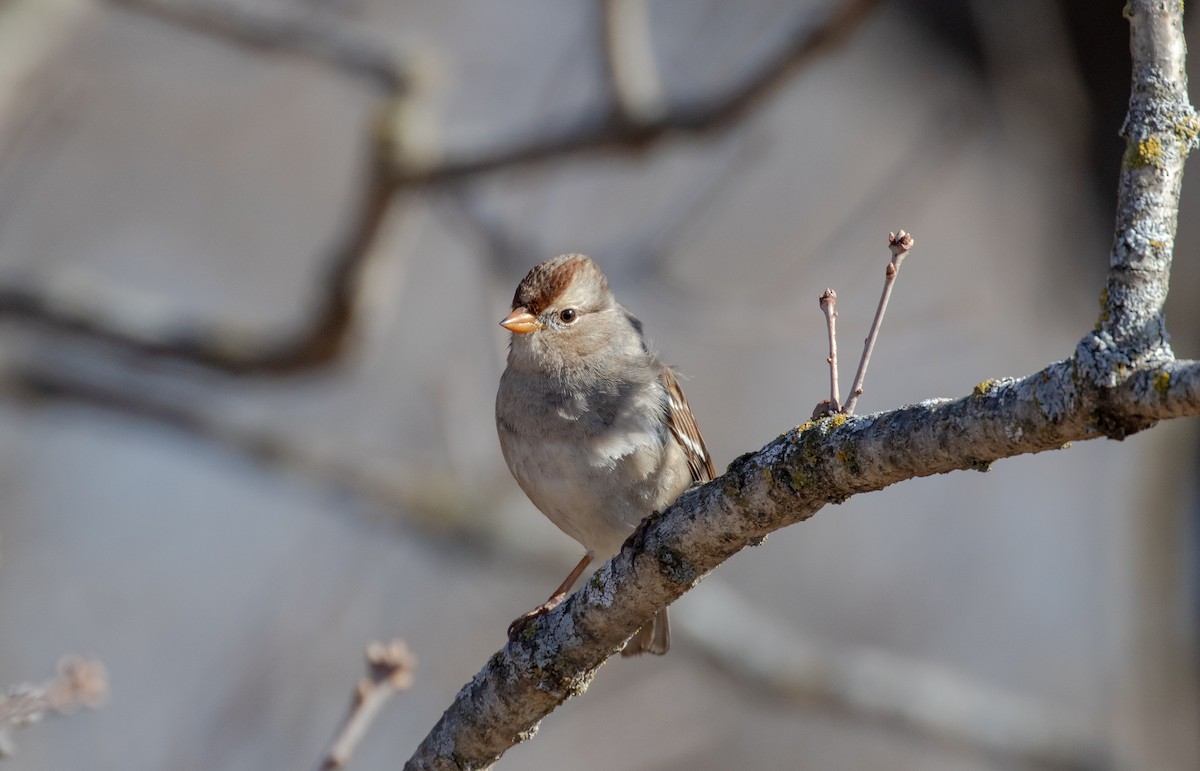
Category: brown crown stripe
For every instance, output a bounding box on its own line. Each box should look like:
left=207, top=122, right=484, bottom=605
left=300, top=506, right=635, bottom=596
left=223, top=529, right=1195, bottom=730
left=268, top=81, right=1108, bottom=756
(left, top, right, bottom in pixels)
left=512, top=254, right=601, bottom=316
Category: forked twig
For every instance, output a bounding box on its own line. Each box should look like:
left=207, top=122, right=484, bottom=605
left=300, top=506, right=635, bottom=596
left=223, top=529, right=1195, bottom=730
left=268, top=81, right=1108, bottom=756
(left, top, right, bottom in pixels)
left=841, top=229, right=914, bottom=414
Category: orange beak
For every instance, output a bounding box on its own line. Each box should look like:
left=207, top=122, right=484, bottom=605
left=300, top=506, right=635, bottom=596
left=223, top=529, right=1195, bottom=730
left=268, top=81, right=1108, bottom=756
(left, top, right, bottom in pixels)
left=500, top=306, right=540, bottom=334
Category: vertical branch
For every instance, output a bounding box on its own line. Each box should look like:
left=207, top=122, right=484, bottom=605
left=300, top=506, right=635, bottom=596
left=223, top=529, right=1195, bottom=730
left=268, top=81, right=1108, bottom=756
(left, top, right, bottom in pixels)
left=819, top=288, right=840, bottom=414
left=598, top=0, right=667, bottom=124
left=1084, top=0, right=1196, bottom=378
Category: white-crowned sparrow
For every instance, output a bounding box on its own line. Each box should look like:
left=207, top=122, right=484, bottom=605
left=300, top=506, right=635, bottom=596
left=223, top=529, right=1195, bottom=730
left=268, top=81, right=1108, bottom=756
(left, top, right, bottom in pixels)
left=496, top=254, right=715, bottom=656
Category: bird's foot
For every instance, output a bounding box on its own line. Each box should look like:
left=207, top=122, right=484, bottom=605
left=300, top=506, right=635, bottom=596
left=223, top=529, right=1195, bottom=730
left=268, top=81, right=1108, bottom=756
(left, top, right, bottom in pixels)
left=507, top=597, right=564, bottom=641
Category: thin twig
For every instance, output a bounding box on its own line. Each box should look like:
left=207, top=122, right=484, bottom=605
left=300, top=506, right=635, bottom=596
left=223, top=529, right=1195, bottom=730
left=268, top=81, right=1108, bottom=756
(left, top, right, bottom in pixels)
left=105, top=0, right=410, bottom=93
left=814, top=288, right=840, bottom=416
left=318, top=640, right=416, bottom=771
left=0, top=656, right=108, bottom=757
left=841, top=229, right=914, bottom=415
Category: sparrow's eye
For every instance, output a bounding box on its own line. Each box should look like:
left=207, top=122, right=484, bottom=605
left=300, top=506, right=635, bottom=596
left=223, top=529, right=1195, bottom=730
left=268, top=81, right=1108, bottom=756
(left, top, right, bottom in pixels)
left=559, top=308, right=578, bottom=323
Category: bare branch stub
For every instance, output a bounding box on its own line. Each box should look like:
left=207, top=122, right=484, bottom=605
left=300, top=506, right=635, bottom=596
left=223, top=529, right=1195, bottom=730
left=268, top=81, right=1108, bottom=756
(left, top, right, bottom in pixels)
left=813, top=288, right=840, bottom=417
left=0, top=656, right=108, bottom=756
left=841, top=229, right=913, bottom=415
left=318, top=639, right=416, bottom=771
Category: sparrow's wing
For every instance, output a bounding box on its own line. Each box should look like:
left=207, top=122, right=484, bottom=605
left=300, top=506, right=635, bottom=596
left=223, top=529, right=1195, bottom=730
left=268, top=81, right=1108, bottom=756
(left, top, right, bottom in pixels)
left=660, top=368, right=716, bottom=483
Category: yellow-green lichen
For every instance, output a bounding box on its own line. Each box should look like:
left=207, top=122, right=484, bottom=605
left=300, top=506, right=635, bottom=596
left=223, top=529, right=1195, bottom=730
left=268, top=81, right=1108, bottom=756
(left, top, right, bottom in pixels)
left=1153, top=370, right=1171, bottom=396
left=825, top=413, right=849, bottom=429
left=1175, top=115, right=1199, bottom=142
left=1124, top=135, right=1164, bottom=169
left=973, top=379, right=998, bottom=398
left=1095, top=287, right=1110, bottom=330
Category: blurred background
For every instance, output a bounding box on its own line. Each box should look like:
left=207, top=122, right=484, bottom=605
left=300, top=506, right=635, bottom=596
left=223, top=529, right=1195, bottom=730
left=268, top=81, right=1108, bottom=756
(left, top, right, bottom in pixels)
left=0, top=0, right=1197, bottom=769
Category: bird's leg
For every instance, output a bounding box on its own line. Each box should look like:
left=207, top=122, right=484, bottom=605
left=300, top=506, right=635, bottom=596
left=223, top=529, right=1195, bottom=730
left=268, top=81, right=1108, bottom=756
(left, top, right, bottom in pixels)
left=507, top=552, right=594, bottom=641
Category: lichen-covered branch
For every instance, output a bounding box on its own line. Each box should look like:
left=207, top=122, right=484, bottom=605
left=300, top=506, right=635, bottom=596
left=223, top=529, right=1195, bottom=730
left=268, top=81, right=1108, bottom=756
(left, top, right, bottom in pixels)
left=406, top=357, right=1200, bottom=770
left=404, top=3, right=1197, bottom=768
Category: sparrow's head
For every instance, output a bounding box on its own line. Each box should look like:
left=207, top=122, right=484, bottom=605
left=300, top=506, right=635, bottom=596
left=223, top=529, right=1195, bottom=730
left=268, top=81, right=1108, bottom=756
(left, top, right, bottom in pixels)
left=501, top=254, right=640, bottom=372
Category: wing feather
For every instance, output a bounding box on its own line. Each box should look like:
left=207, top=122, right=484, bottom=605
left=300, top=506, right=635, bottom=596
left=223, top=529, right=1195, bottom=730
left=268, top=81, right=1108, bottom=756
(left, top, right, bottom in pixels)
left=660, top=368, right=716, bottom=483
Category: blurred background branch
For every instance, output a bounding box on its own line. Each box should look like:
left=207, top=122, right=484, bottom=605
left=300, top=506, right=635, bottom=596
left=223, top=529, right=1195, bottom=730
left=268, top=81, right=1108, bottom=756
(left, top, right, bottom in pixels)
left=0, top=657, right=107, bottom=758
left=0, top=0, right=880, bottom=378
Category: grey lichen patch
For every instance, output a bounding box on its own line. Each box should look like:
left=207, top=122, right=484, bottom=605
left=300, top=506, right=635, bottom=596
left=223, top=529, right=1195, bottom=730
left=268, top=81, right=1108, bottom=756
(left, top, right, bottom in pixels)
left=1026, top=360, right=1079, bottom=422
left=656, top=545, right=697, bottom=585
left=1112, top=224, right=1172, bottom=270
left=1076, top=332, right=1126, bottom=389
left=588, top=561, right=617, bottom=607
left=430, top=725, right=460, bottom=761
left=532, top=614, right=577, bottom=670
left=490, top=648, right=530, bottom=688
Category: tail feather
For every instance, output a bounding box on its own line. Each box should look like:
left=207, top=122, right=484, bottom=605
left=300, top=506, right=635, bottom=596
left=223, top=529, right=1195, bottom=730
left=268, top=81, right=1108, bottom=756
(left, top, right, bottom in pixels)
left=620, top=608, right=670, bottom=656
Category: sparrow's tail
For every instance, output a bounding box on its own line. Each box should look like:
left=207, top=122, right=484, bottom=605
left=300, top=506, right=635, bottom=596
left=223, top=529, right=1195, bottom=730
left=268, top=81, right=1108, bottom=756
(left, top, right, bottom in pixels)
left=620, top=608, right=670, bottom=656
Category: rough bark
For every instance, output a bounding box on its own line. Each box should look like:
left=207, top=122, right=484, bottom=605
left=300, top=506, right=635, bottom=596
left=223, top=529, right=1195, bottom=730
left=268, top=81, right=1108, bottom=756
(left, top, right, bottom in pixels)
left=405, top=2, right=1199, bottom=769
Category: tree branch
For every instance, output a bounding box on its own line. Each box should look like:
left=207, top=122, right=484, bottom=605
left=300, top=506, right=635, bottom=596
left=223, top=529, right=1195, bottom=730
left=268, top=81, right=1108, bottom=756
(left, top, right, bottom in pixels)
left=403, top=0, right=880, bottom=182
left=675, top=582, right=1107, bottom=770
left=404, top=3, right=1198, bottom=768
left=0, top=138, right=400, bottom=375
left=105, top=0, right=410, bottom=93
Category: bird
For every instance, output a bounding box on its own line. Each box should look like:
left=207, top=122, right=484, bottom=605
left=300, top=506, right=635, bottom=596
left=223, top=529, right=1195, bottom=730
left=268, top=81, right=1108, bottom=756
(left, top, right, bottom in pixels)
left=495, top=254, right=715, bottom=655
